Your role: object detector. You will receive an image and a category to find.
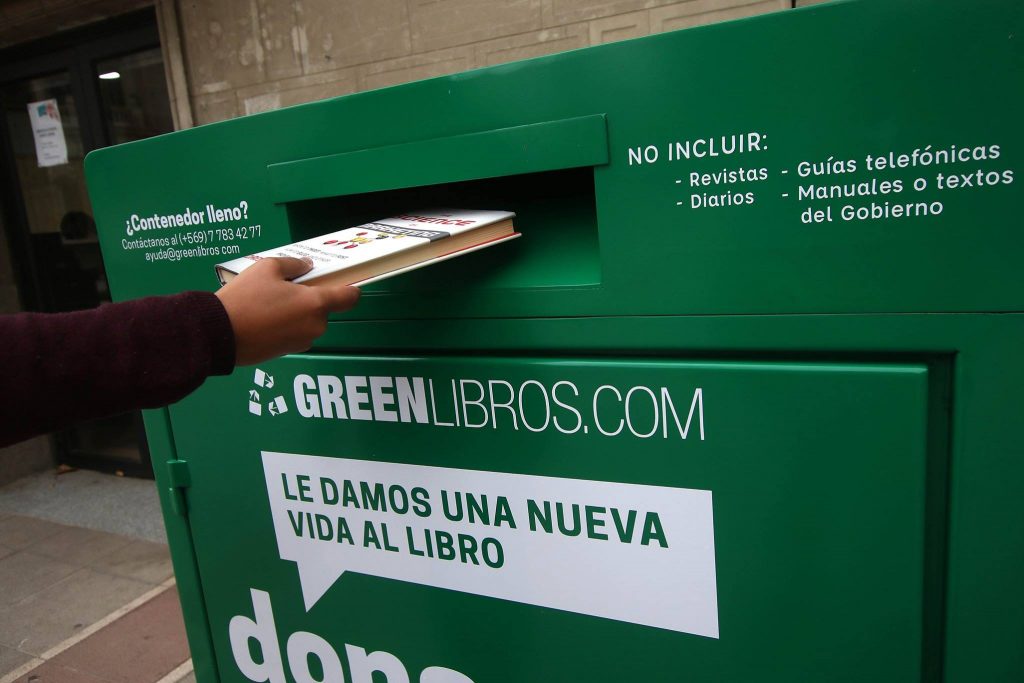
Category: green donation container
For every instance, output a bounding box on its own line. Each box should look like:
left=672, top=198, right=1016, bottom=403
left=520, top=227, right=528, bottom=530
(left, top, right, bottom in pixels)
left=85, top=0, right=1024, bottom=680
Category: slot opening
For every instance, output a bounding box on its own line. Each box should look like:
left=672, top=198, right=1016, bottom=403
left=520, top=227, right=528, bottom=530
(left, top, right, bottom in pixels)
left=284, top=166, right=601, bottom=294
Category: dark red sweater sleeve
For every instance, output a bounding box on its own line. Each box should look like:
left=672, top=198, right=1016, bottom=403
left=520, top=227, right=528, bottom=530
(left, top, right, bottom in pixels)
left=0, top=291, right=235, bottom=448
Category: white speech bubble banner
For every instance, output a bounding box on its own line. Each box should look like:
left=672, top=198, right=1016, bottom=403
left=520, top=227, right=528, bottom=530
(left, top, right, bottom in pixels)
left=262, top=451, right=719, bottom=638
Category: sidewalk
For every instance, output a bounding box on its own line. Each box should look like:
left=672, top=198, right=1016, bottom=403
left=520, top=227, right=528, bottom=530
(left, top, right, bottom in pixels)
left=0, top=471, right=193, bottom=683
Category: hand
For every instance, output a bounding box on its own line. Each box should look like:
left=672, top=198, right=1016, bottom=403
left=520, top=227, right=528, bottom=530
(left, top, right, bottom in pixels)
left=215, top=257, right=360, bottom=365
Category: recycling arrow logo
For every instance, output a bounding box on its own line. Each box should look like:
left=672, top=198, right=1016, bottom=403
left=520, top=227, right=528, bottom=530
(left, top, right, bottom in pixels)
left=248, top=369, right=288, bottom=417
left=255, top=368, right=275, bottom=389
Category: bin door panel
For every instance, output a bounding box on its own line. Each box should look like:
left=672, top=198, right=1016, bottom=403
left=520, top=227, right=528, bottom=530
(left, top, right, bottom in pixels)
left=170, top=356, right=931, bottom=683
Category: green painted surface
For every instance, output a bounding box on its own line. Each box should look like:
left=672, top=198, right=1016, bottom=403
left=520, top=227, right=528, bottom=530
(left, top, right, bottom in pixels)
left=141, top=409, right=220, bottom=682
left=83, top=0, right=1023, bottom=680
left=175, top=357, right=930, bottom=681
left=267, top=115, right=608, bottom=204
left=86, top=0, right=1023, bottom=317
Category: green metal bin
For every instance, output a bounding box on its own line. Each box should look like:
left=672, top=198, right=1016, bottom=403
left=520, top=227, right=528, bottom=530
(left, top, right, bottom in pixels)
left=85, top=0, right=1024, bottom=680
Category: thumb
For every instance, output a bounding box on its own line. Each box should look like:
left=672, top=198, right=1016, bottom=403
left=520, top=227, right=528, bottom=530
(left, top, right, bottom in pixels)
left=314, top=284, right=362, bottom=313
left=262, top=256, right=313, bottom=281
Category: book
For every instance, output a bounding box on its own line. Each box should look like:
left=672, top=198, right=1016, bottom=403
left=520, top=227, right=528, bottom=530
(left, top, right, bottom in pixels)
left=215, top=209, right=519, bottom=287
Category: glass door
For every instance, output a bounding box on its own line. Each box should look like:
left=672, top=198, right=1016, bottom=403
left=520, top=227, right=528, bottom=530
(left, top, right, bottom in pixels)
left=0, top=10, right=173, bottom=476
left=96, top=47, right=174, bottom=145
left=2, top=72, right=104, bottom=311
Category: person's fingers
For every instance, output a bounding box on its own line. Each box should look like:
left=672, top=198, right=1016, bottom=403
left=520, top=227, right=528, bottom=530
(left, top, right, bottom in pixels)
left=313, top=284, right=361, bottom=313
left=260, top=256, right=313, bottom=280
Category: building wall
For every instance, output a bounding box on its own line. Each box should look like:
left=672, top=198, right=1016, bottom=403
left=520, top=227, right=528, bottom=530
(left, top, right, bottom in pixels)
left=173, top=0, right=796, bottom=126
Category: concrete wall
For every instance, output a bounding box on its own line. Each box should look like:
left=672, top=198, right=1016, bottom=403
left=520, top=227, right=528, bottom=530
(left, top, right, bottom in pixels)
left=173, top=0, right=795, bottom=126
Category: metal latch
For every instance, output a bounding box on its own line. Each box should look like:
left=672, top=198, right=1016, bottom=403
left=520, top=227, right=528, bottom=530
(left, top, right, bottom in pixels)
left=166, top=459, right=192, bottom=517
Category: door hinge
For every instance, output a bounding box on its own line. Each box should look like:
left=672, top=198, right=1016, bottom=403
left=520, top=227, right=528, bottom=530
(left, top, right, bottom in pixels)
left=166, top=459, right=191, bottom=517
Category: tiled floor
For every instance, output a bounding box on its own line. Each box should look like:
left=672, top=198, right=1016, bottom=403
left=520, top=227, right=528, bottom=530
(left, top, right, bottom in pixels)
left=0, top=512, right=193, bottom=683
left=12, top=588, right=189, bottom=683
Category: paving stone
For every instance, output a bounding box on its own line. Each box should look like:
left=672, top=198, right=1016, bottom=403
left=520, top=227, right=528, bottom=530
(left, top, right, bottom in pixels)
left=0, top=551, right=78, bottom=608
left=88, top=540, right=173, bottom=585
left=47, top=588, right=188, bottom=683
left=0, top=516, right=65, bottom=552
left=12, top=662, right=111, bottom=682
left=0, top=644, right=36, bottom=677
left=40, top=568, right=154, bottom=625
left=30, top=526, right=133, bottom=567
left=159, top=660, right=195, bottom=683
left=0, top=594, right=87, bottom=655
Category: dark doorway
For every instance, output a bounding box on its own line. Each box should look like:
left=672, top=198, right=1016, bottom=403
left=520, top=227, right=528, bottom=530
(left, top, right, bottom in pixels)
left=0, top=9, right=175, bottom=478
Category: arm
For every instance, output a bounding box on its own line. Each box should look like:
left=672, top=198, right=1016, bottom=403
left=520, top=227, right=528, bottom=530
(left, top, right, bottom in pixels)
left=0, top=291, right=232, bottom=448
left=0, top=257, right=358, bottom=448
